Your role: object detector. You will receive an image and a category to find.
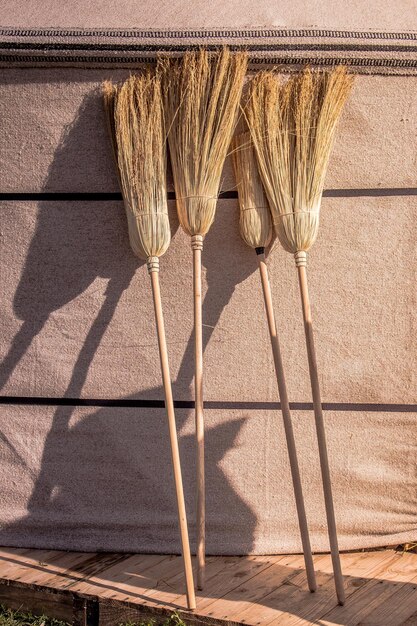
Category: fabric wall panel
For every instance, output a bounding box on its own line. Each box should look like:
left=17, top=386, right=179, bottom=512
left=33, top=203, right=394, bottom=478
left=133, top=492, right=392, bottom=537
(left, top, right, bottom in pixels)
left=0, top=196, right=415, bottom=404
left=0, top=71, right=416, bottom=193
left=0, top=24, right=416, bottom=556
left=1, top=404, right=415, bottom=554
left=2, top=0, right=416, bottom=31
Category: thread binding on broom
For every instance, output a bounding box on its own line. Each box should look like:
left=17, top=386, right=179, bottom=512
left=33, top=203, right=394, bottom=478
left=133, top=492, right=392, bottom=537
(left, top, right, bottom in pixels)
left=242, top=206, right=270, bottom=212
left=294, top=251, right=308, bottom=267
left=274, top=209, right=320, bottom=219
left=176, top=195, right=218, bottom=201
left=191, top=234, right=204, bottom=250
left=147, top=256, right=160, bottom=273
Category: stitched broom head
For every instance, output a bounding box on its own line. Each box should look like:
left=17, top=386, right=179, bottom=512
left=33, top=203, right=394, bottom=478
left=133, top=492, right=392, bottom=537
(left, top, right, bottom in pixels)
left=231, top=124, right=272, bottom=251
left=160, top=48, right=248, bottom=247
left=103, top=74, right=170, bottom=270
left=246, top=66, right=353, bottom=260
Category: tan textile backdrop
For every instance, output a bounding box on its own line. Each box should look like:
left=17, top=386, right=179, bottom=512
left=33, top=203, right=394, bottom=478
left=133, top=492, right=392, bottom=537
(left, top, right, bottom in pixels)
left=1, top=0, right=417, bottom=31
left=0, top=17, right=416, bottom=555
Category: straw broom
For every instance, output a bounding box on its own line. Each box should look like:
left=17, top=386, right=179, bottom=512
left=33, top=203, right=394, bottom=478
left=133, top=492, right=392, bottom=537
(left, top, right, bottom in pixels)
left=246, top=66, right=353, bottom=606
left=161, top=48, right=247, bottom=589
left=103, top=75, right=196, bottom=611
left=231, top=127, right=316, bottom=593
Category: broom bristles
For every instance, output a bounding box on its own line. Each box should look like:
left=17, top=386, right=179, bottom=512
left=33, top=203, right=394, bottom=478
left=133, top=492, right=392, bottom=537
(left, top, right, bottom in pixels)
left=104, top=74, right=170, bottom=261
left=160, top=48, right=248, bottom=238
left=246, top=66, right=353, bottom=254
left=231, top=130, right=272, bottom=250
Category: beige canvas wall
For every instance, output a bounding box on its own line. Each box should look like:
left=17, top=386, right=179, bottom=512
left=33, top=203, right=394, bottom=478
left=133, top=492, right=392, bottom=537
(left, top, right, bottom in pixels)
left=1, top=404, right=416, bottom=554
left=0, top=71, right=416, bottom=192
left=1, top=0, right=417, bottom=31
left=0, top=67, right=416, bottom=554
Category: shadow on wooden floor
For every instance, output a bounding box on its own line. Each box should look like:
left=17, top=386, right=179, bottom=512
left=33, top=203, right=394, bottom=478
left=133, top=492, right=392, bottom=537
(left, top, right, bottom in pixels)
left=0, top=548, right=417, bottom=625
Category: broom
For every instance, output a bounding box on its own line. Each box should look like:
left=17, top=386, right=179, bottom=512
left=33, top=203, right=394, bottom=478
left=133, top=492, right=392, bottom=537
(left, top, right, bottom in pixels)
left=231, top=128, right=317, bottom=593
left=103, top=75, right=196, bottom=611
left=161, top=48, right=247, bottom=590
left=246, top=66, right=353, bottom=606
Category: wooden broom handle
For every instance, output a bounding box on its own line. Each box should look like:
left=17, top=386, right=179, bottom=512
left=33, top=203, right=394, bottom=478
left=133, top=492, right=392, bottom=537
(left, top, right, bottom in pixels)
left=148, top=257, right=196, bottom=611
left=295, top=251, right=345, bottom=606
left=192, top=235, right=205, bottom=590
left=257, top=250, right=316, bottom=593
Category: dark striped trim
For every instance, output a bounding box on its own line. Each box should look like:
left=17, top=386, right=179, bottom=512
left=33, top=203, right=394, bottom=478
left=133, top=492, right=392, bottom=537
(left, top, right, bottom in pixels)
left=1, top=54, right=417, bottom=71
left=1, top=28, right=417, bottom=73
left=250, top=57, right=417, bottom=69
left=1, top=42, right=417, bottom=53
left=0, top=28, right=416, bottom=41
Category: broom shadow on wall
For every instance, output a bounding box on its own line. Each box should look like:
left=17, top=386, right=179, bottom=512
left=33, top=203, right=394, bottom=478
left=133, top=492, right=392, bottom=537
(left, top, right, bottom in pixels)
left=0, top=88, right=257, bottom=554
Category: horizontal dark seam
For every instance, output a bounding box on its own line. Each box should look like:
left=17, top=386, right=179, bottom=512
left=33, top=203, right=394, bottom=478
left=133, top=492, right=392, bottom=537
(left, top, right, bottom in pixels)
left=0, top=191, right=233, bottom=201
left=1, top=54, right=417, bottom=69
left=0, top=28, right=416, bottom=41
left=1, top=42, right=417, bottom=53
left=0, top=189, right=416, bottom=202
left=0, top=396, right=415, bottom=412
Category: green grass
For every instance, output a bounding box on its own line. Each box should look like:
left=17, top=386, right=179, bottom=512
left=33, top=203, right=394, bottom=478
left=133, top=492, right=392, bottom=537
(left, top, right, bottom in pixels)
left=0, top=606, right=69, bottom=626
left=0, top=605, right=188, bottom=626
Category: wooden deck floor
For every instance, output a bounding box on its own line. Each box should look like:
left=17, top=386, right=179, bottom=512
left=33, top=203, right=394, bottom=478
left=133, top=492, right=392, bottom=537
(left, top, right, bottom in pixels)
left=0, top=547, right=417, bottom=625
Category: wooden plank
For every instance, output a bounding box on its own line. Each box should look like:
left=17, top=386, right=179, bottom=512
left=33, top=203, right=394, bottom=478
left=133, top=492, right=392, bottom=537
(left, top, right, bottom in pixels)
left=68, top=553, right=174, bottom=600
left=0, top=550, right=107, bottom=591
left=0, top=548, right=37, bottom=577
left=1, top=549, right=416, bottom=626
left=0, top=549, right=73, bottom=583
left=229, top=554, right=336, bottom=625
left=90, top=555, right=256, bottom=614
left=401, top=610, right=417, bottom=626
left=357, top=576, right=417, bottom=626
left=94, top=554, right=187, bottom=606
left=320, top=551, right=417, bottom=626
left=120, top=555, right=236, bottom=610
left=43, top=553, right=129, bottom=591
left=0, top=580, right=73, bottom=622
left=85, top=554, right=281, bottom=613
left=70, top=553, right=131, bottom=581
left=130, top=555, right=267, bottom=611
left=200, top=554, right=324, bottom=624
left=0, top=547, right=32, bottom=560
left=183, top=554, right=307, bottom=623
left=191, top=555, right=286, bottom=615
left=74, top=552, right=172, bottom=588
left=262, top=550, right=399, bottom=626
